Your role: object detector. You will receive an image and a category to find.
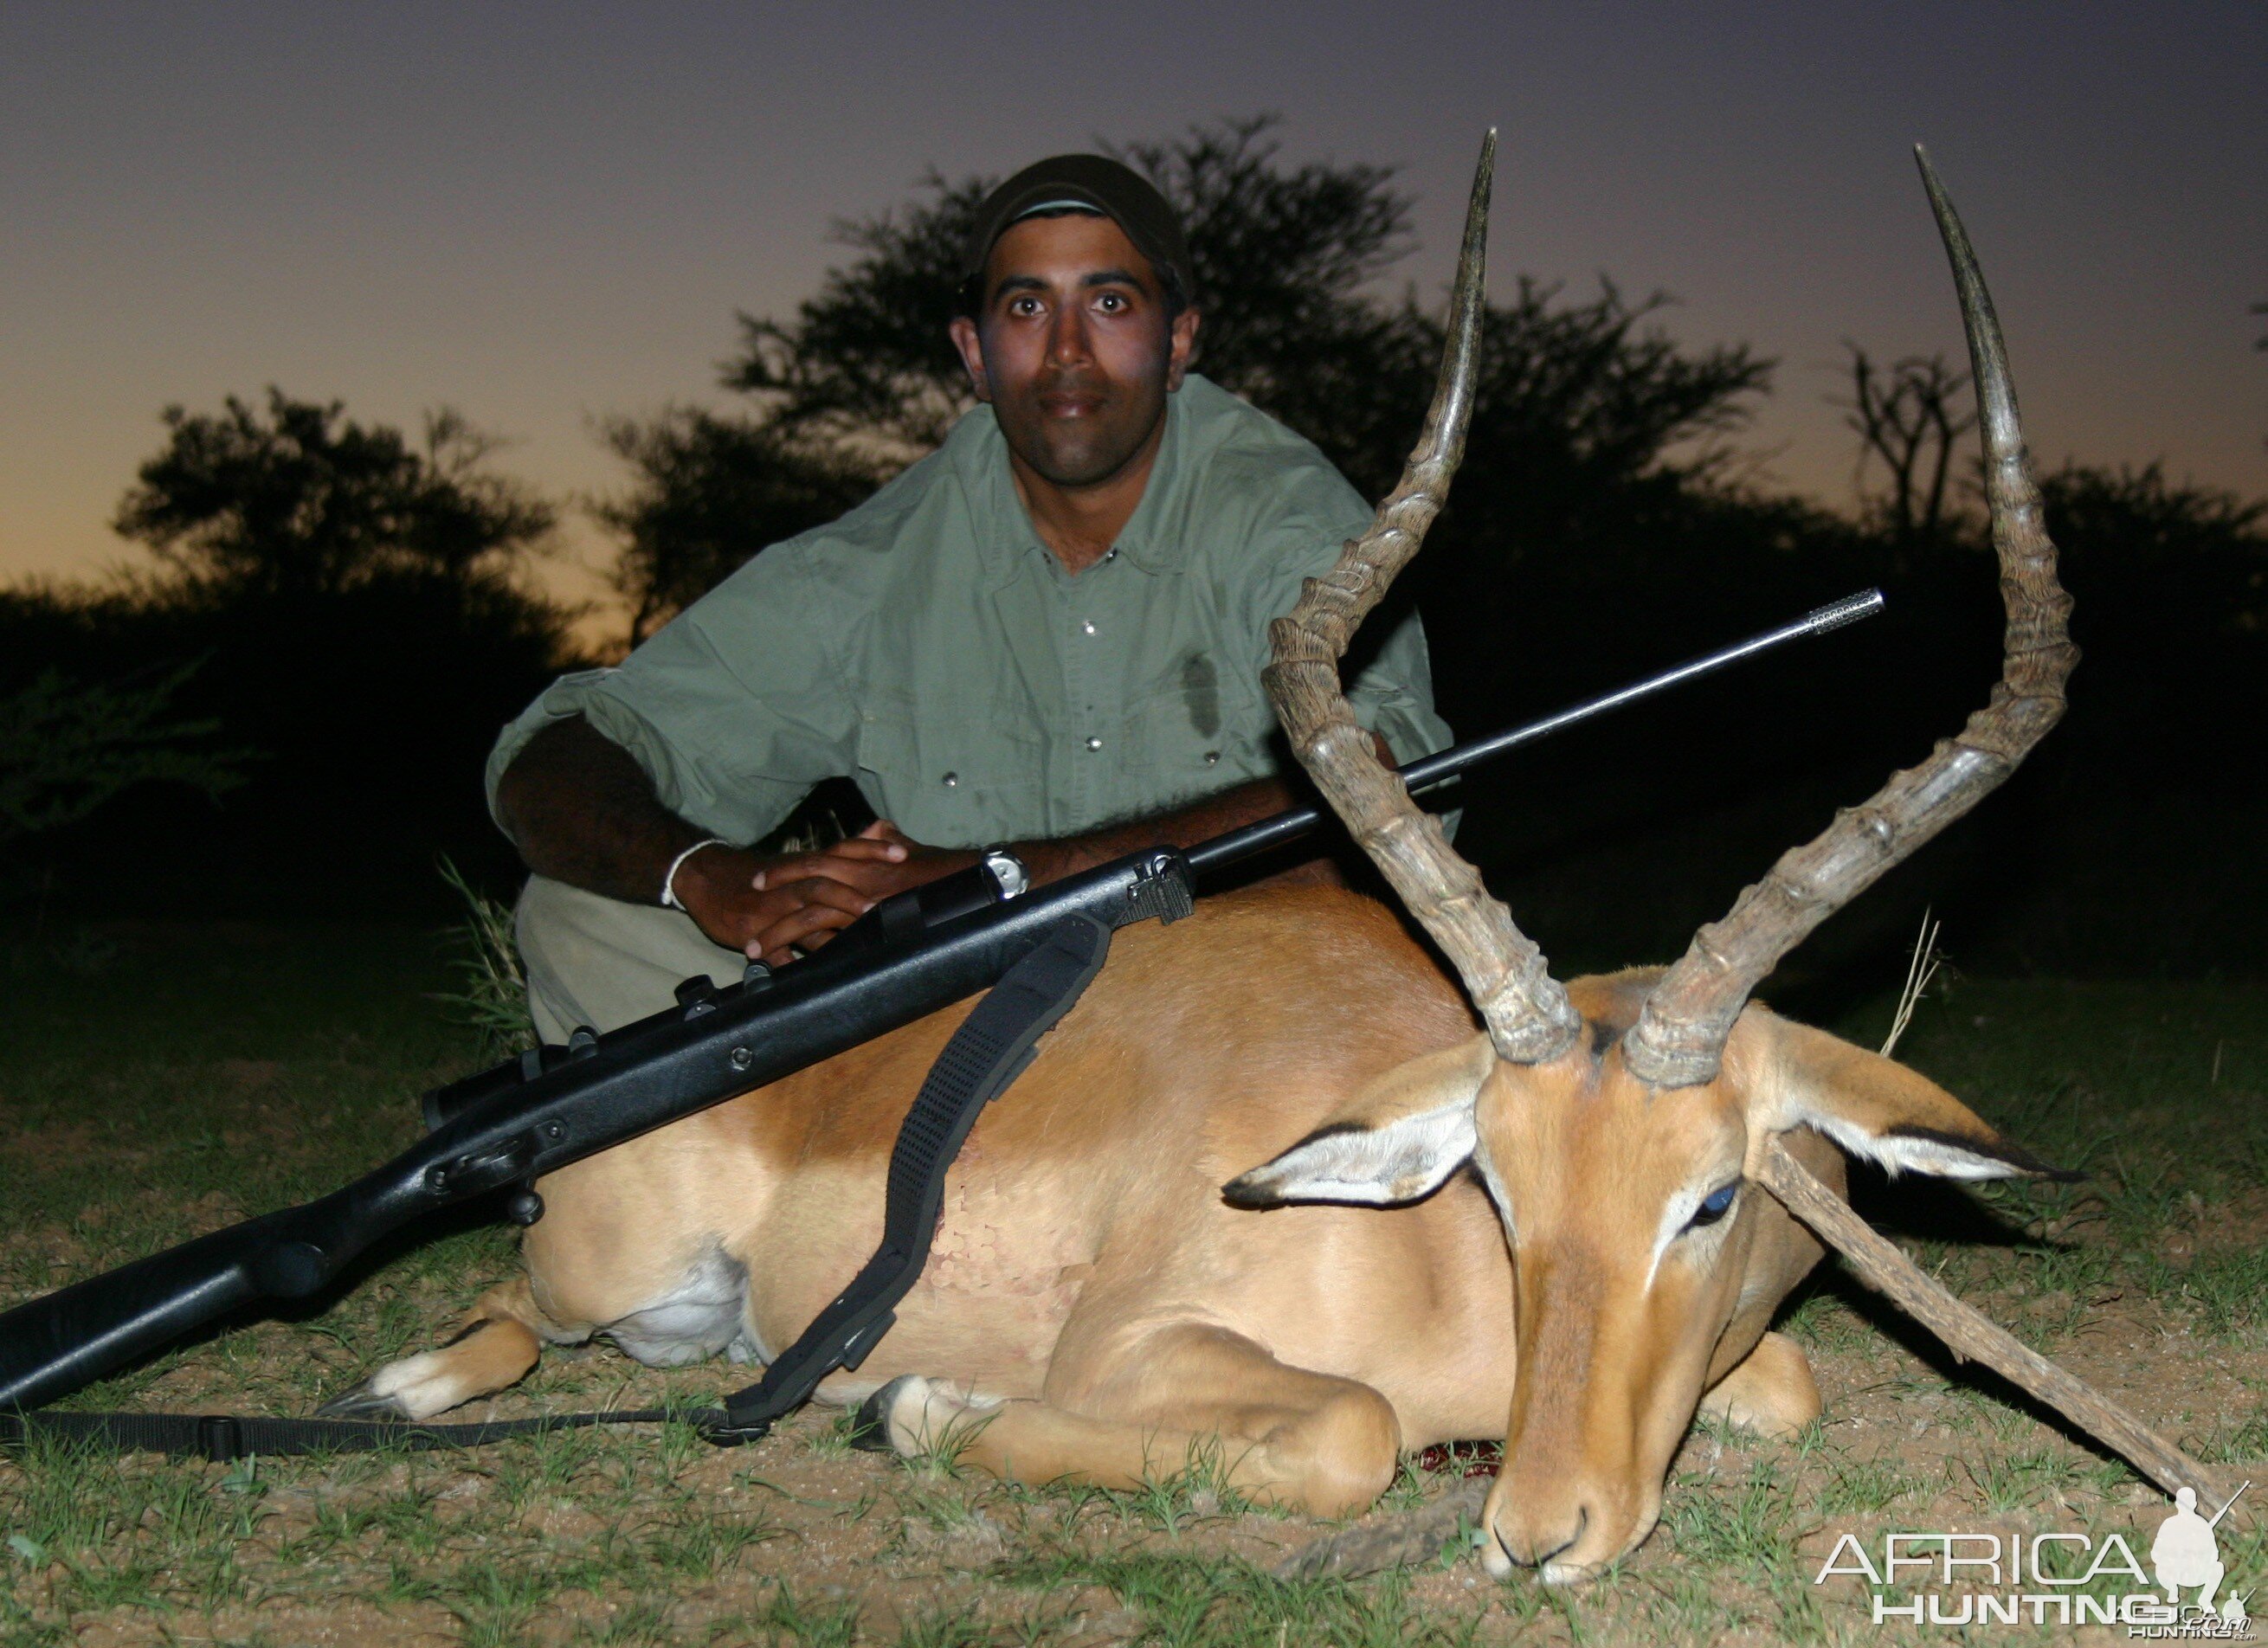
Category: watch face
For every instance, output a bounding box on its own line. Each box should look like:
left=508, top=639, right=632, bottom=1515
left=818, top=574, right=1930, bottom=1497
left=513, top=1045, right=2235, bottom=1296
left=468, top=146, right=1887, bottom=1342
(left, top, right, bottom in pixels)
left=984, top=851, right=1028, bottom=898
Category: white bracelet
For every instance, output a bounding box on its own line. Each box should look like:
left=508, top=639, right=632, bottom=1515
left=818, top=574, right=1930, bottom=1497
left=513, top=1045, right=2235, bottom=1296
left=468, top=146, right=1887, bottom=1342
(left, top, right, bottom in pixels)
left=660, top=837, right=728, bottom=910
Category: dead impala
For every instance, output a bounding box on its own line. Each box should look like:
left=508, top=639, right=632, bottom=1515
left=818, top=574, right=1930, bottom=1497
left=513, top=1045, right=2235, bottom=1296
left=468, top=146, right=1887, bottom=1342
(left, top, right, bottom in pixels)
left=332, top=137, right=2079, bottom=1582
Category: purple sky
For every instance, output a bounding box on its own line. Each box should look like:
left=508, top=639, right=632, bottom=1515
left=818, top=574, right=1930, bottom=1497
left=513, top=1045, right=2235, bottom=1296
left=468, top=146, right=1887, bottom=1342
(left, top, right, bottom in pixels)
left=3, top=2, right=2260, bottom=619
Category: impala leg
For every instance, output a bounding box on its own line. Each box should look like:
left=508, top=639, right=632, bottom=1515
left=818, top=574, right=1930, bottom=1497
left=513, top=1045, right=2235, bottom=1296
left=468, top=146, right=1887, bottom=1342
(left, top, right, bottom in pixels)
left=865, top=1324, right=1401, bottom=1517
left=1695, top=1329, right=1820, bottom=1440
left=318, top=1274, right=591, bottom=1421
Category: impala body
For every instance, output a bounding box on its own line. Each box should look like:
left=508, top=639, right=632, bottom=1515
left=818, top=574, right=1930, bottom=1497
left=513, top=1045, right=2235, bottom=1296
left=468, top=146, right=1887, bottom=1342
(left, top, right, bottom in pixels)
left=338, top=138, right=2073, bottom=1582
left=341, top=888, right=2046, bottom=1579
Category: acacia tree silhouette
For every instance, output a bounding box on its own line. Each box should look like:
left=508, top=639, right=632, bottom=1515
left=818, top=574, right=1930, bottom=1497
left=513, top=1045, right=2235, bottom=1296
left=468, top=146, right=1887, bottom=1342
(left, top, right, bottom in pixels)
left=2, top=389, right=578, bottom=913
left=114, top=389, right=555, bottom=597
left=595, top=409, right=886, bottom=648
left=1839, top=344, right=1976, bottom=553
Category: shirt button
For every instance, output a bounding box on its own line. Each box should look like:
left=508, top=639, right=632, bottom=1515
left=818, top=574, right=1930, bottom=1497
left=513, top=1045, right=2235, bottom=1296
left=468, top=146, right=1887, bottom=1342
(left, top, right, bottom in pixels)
left=1203, top=750, right=1220, bottom=766
left=1080, top=620, right=1096, bottom=635
left=943, top=771, right=958, bottom=787
left=1084, top=736, right=1103, bottom=752
left=1104, top=547, right=1118, bottom=561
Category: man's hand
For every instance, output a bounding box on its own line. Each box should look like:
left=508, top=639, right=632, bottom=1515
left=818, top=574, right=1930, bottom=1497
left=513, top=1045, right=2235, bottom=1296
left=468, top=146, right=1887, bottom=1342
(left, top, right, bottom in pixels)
left=674, top=821, right=976, bottom=967
left=844, top=821, right=984, bottom=892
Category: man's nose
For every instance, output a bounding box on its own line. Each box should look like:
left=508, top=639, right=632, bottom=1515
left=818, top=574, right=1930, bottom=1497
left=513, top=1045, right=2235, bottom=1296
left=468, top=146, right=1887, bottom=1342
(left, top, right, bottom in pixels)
left=1046, top=302, right=1092, bottom=366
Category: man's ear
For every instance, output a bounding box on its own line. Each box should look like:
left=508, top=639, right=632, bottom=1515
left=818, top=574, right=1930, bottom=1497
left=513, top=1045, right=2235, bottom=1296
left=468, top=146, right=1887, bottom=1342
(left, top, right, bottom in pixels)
left=1223, top=1033, right=1495, bottom=1208
left=948, top=315, right=990, bottom=402
left=1165, top=307, right=1200, bottom=392
left=1746, top=1012, right=2078, bottom=1182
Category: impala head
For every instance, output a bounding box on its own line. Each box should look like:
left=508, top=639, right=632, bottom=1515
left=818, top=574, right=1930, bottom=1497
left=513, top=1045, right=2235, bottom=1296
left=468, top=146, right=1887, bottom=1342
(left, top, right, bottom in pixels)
left=1231, top=134, right=2078, bottom=1581
left=1227, top=983, right=2070, bottom=1578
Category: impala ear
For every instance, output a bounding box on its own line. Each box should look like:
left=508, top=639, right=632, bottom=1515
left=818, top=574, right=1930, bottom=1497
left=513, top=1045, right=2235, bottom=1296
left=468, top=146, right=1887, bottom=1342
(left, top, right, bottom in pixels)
left=1747, top=1012, right=2078, bottom=1182
left=1223, top=1033, right=1496, bottom=1208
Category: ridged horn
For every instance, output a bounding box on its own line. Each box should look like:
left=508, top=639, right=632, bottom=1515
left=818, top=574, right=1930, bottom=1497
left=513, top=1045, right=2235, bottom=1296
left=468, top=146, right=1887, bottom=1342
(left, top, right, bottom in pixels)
left=1622, top=147, right=2078, bottom=1089
left=1263, top=130, right=1583, bottom=1065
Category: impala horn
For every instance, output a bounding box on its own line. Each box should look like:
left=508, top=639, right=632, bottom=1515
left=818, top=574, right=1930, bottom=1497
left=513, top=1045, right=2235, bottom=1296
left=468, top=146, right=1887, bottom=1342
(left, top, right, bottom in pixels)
left=1263, top=129, right=1583, bottom=1067
left=1622, top=147, right=2079, bottom=1089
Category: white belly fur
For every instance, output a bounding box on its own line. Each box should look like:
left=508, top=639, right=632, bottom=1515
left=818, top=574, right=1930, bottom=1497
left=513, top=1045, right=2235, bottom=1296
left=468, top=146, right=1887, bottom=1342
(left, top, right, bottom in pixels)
left=604, top=1246, right=766, bottom=1367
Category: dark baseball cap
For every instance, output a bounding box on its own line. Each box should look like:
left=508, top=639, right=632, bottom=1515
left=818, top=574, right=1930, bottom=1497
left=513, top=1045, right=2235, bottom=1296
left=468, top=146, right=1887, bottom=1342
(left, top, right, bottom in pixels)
left=961, top=154, right=1195, bottom=308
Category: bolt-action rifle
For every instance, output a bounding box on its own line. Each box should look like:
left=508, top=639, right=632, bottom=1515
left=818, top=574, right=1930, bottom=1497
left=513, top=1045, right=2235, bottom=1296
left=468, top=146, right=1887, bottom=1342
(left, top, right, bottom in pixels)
left=0, top=590, right=1879, bottom=1432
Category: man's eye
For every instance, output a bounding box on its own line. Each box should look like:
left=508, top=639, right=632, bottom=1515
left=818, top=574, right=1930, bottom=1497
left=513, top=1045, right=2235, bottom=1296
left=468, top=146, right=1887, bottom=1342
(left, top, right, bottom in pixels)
left=1686, top=1181, right=1739, bottom=1232
left=1096, top=293, right=1128, bottom=313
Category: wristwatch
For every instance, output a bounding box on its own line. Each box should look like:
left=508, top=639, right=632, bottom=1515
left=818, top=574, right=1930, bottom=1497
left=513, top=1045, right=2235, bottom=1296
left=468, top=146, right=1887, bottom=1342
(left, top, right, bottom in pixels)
left=980, top=847, right=1029, bottom=900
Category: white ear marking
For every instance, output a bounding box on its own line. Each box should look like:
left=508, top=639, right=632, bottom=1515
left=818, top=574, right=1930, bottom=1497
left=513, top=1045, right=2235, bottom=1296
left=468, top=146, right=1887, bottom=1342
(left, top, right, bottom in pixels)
left=1759, top=1016, right=2071, bottom=1182
left=1223, top=1103, right=1477, bottom=1208
left=1797, top=1114, right=2045, bottom=1181
left=1224, top=1033, right=1496, bottom=1209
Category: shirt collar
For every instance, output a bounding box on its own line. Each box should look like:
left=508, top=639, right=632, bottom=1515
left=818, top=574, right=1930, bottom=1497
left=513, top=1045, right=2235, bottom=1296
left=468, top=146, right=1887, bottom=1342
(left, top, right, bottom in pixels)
left=949, top=379, right=1200, bottom=589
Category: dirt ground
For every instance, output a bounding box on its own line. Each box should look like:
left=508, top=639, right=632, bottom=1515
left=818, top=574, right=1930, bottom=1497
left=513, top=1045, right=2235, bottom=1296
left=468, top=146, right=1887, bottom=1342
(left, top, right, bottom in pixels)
left=12, top=1201, right=2262, bottom=1647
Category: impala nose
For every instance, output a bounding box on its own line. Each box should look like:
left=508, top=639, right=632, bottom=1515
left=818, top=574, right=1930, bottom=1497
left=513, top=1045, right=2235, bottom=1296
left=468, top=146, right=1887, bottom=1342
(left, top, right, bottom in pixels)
left=1537, top=1506, right=1588, bottom=1569
left=1485, top=1502, right=1597, bottom=1583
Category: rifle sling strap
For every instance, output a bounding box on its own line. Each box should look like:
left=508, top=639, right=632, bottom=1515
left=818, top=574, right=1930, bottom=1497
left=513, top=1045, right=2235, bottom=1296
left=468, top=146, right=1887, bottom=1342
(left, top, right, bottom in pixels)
left=2, top=912, right=1118, bottom=1464
left=703, top=911, right=1113, bottom=1444
left=0, top=1406, right=677, bottom=1463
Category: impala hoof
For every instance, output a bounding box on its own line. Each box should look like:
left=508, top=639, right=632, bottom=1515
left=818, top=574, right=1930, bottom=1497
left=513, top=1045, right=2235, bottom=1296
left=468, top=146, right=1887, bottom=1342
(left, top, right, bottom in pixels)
left=311, top=1337, right=499, bottom=1421
left=847, top=1374, right=1002, bottom=1458
left=847, top=1376, right=918, bottom=1452
left=314, top=1381, right=413, bottom=1422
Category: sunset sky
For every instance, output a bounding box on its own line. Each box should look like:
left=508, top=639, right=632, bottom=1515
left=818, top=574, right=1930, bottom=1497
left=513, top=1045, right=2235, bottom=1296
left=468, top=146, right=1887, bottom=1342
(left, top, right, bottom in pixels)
left=3, top=2, right=2259, bottom=619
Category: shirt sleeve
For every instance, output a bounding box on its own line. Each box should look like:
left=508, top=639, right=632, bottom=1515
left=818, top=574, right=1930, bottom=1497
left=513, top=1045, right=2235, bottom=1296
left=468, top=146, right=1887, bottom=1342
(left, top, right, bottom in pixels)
left=484, top=543, right=859, bottom=845
left=1345, top=593, right=1453, bottom=768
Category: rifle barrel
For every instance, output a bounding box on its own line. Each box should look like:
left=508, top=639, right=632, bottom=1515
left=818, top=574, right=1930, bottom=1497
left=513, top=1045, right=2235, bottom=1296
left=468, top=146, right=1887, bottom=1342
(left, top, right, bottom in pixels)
left=1182, top=588, right=1884, bottom=879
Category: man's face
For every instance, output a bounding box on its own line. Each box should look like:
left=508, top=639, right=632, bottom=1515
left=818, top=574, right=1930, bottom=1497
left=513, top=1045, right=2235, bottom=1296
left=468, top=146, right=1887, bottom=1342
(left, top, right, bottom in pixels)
left=949, top=213, right=1200, bottom=490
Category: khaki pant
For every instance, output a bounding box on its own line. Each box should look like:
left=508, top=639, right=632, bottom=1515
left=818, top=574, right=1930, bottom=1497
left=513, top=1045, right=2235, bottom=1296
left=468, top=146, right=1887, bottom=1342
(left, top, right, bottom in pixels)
left=515, top=876, right=748, bottom=1043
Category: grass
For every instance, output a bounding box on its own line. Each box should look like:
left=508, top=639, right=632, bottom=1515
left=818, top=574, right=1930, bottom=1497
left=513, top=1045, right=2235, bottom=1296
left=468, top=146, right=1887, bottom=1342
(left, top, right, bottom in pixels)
left=1090, top=1438, right=1272, bottom=1537
left=433, top=856, right=536, bottom=1063
left=1812, top=1454, right=1924, bottom=1518
left=1663, top=1456, right=1801, bottom=1570
left=1, top=918, right=2265, bottom=1644
left=1000, top=1544, right=1492, bottom=1648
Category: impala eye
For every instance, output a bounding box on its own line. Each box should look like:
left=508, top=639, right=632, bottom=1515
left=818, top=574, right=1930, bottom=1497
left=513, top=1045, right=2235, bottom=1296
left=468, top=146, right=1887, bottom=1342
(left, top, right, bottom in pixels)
left=1687, top=1181, right=1740, bottom=1231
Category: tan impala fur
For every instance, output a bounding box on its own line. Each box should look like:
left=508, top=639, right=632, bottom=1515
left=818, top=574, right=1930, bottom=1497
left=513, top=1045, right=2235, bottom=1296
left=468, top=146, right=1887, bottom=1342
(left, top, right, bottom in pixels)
left=340, top=138, right=2076, bottom=1584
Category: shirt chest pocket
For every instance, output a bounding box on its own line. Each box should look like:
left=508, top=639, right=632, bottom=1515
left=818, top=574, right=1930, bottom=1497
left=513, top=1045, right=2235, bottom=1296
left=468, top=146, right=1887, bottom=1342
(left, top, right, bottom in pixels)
left=854, top=708, right=1047, bottom=847
left=1108, top=655, right=1279, bottom=798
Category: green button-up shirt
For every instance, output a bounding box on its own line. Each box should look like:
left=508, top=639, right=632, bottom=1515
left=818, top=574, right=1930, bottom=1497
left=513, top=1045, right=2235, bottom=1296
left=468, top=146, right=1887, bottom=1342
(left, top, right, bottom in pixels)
left=487, top=374, right=1453, bottom=850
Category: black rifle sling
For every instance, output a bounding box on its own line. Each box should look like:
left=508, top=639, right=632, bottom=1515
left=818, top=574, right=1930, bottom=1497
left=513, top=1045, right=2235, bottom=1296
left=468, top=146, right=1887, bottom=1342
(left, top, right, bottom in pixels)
left=3, top=913, right=1118, bottom=1462
left=0, top=1405, right=675, bottom=1463
left=703, top=911, right=1113, bottom=1444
